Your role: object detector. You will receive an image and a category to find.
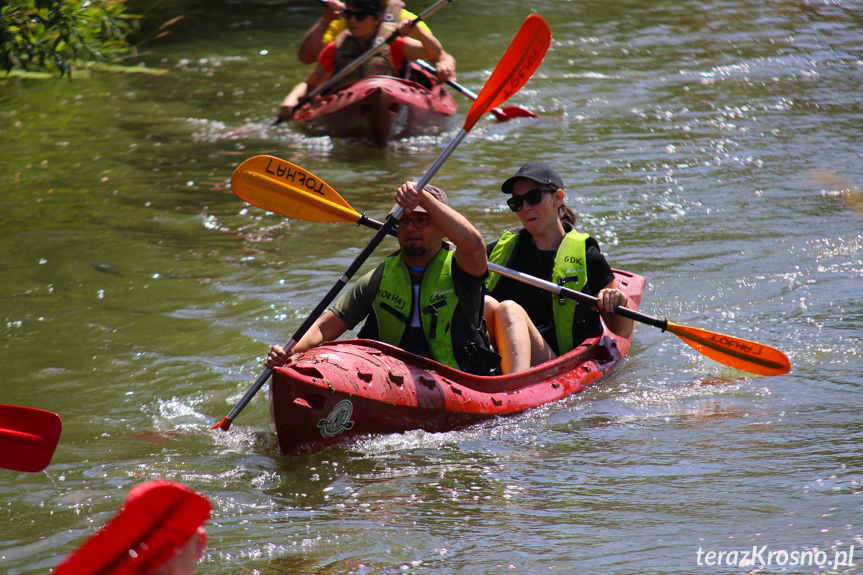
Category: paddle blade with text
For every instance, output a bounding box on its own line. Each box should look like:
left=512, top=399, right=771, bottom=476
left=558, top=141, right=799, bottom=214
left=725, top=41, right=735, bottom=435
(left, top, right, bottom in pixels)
left=232, top=155, right=359, bottom=223
left=667, top=323, right=791, bottom=376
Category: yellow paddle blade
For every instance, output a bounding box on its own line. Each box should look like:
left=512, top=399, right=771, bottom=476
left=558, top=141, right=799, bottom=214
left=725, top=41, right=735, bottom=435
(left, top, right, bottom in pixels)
left=666, top=322, right=791, bottom=376
left=231, top=155, right=361, bottom=224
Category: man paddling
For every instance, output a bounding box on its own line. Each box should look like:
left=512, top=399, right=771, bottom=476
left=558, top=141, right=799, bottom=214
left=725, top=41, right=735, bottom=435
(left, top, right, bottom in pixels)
left=266, top=181, right=500, bottom=375
left=296, top=0, right=456, bottom=82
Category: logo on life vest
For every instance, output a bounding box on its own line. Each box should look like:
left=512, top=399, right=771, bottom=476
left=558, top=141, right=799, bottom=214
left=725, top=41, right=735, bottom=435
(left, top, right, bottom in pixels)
left=429, top=288, right=453, bottom=304
left=317, top=399, right=355, bottom=438
left=564, top=256, right=584, bottom=265
left=379, top=289, right=405, bottom=310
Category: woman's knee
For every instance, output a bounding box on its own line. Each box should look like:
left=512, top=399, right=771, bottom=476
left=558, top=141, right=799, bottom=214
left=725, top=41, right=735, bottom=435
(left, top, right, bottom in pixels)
left=496, top=300, right=526, bottom=324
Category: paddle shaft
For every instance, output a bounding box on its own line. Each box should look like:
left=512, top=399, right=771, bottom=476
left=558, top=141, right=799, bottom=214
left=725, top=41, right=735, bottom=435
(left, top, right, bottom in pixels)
left=218, top=129, right=470, bottom=428
left=218, top=15, right=553, bottom=428
left=416, top=59, right=511, bottom=121
left=346, top=212, right=661, bottom=328
left=415, top=58, right=485, bottom=101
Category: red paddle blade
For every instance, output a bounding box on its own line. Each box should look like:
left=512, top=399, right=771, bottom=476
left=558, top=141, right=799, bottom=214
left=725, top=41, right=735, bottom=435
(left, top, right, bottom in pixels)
left=53, top=480, right=211, bottom=575
left=464, top=14, right=551, bottom=130
left=498, top=105, right=538, bottom=119
left=0, top=404, right=61, bottom=473
left=666, top=322, right=791, bottom=376
left=491, top=105, right=539, bottom=122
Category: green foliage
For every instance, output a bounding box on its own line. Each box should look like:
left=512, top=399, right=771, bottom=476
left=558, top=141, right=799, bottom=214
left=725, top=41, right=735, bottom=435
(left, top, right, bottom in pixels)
left=0, top=0, right=140, bottom=77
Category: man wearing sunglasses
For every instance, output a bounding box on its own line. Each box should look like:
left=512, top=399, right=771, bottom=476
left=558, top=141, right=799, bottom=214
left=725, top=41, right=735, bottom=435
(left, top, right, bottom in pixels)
left=279, top=0, right=450, bottom=123
left=266, top=181, right=500, bottom=376
left=484, top=162, right=634, bottom=374
left=296, top=0, right=457, bottom=83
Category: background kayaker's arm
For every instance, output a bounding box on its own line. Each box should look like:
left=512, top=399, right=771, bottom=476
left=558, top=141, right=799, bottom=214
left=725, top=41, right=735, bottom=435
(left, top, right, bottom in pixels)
left=278, top=62, right=332, bottom=122
left=297, top=0, right=345, bottom=65
left=266, top=311, right=348, bottom=367
left=399, top=19, right=455, bottom=82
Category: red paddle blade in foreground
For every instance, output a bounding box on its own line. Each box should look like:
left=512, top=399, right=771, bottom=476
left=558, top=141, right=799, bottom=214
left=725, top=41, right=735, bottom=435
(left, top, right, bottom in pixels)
left=53, top=480, right=211, bottom=575
left=0, top=404, right=61, bottom=473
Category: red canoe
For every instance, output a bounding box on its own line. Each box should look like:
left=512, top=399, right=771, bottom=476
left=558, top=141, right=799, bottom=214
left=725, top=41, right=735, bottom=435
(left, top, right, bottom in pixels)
left=293, top=74, right=457, bottom=147
left=270, top=269, right=646, bottom=455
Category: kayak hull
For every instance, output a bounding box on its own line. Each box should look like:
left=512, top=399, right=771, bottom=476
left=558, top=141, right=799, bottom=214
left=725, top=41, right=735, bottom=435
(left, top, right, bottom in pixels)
left=271, top=269, right=646, bottom=455
left=294, top=75, right=457, bottom=147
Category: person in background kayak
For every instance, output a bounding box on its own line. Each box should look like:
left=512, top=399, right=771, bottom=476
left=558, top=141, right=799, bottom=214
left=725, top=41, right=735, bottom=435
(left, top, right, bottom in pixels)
left=277, top=0, right=449, bottom=123
left=296, top=0, right=456, bottom=83
left=266, top=182, right=501, bottom=376
left=484, top=162, right=635, bottom=374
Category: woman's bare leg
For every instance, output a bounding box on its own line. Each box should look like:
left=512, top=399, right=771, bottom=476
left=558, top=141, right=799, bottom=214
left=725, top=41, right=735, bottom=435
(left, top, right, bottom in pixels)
left=494, top=300, right=556, bottom=374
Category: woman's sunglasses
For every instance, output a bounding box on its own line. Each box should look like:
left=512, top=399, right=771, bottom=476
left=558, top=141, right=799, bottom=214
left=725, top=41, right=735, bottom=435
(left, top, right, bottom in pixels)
left=506, top=187, right=557, bottom=212
left=342, top=9, right=371, bottom=21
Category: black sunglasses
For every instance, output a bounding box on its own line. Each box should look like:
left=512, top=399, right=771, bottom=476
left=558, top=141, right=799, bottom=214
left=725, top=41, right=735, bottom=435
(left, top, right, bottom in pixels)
left=506, top=187, right=557, bottom=212
left=342, top=9, right=371, bottom=21
left=398, top=214, right=431, bottom=229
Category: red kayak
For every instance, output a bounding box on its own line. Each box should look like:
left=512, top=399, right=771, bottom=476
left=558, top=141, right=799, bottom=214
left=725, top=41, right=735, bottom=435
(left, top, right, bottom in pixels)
left=270, top=269, right=646, bottom=455
left=293, top=73, right=457, bottom=147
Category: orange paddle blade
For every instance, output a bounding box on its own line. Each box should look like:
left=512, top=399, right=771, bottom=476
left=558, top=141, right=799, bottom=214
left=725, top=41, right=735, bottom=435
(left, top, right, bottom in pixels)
left=464, top=14, right=552, bottom=130
left=666, top=322, right=791, bottom=376
left=232, top=155, right=359, bottom=224
left=0, top=404, right=62, bottom=473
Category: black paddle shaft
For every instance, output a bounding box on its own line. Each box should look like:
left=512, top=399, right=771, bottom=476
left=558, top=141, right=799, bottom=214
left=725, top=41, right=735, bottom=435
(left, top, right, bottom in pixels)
left=221, top=213, right=400, bottom=424
left=356, top=213, right=671, bottom=333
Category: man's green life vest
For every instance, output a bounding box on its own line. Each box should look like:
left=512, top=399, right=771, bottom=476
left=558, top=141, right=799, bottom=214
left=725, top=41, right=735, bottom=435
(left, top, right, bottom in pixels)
left=370, top=245, right=461, bottom=368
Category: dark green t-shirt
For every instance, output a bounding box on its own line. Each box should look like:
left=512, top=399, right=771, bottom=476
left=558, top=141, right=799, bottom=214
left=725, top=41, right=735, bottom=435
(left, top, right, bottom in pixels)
left=330, top=248, right=486, bottom=348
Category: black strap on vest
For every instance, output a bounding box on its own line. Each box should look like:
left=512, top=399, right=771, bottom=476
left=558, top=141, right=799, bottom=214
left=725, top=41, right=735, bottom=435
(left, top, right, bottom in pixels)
left=422, top=300, right=448, bottom=339
left=557, top=276, right=580, bottom=305
left=380, top=302, right=408, bottom=323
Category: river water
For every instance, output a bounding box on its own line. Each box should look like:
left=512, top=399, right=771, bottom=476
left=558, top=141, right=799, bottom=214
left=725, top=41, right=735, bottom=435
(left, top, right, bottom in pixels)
left=2, top=0, right=862, bottom=573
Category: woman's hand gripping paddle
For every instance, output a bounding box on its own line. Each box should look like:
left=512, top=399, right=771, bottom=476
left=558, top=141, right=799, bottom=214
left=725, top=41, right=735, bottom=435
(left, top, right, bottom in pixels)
left=213, top=14, right=552, bottom=431
left=233, top=165, right=791, bottom=377
left=0, top=404, right=62, bottom=473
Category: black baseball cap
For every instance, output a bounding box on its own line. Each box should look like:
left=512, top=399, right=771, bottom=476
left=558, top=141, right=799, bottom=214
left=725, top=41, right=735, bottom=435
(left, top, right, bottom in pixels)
left=501, top=162, right=564, bottom=194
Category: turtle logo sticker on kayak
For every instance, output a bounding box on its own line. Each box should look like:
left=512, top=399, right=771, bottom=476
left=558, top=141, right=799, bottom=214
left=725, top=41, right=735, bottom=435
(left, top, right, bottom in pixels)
left=317, top=400, right=355, bottom=438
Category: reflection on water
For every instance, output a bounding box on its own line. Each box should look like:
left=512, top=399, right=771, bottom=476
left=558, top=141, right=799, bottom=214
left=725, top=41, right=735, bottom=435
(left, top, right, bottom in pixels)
left=2, top=1, right=862, bottom=573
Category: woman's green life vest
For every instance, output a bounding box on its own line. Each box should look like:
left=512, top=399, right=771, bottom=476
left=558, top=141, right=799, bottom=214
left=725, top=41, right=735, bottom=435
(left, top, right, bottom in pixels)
left=487, top=228, right=593, bottom=354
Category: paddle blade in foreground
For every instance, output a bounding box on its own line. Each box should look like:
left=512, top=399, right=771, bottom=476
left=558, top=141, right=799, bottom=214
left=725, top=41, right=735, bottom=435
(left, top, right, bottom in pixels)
left=464, top=14, right=551, bottom=131
left=0, top=404, right=62, bottom=473
left=666, top=322, right=791, bottom=376
left=53, top=480, right=211, bottom=575
left=232, top=155, right=359, bottom=223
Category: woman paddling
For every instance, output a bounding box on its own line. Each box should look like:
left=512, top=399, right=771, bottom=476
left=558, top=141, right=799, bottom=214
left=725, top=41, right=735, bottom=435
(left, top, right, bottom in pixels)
left=277, top=0, right=446, bottom=123
left=484, top=162, right=635, bottom=374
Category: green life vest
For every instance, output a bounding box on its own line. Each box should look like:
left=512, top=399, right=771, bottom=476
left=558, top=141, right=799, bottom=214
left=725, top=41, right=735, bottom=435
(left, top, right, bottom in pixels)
left=487, top=228, right=594, bottom=354
left=369, top=245, right=461, bottom=368
left=333, top=0, right=405, bottom=81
